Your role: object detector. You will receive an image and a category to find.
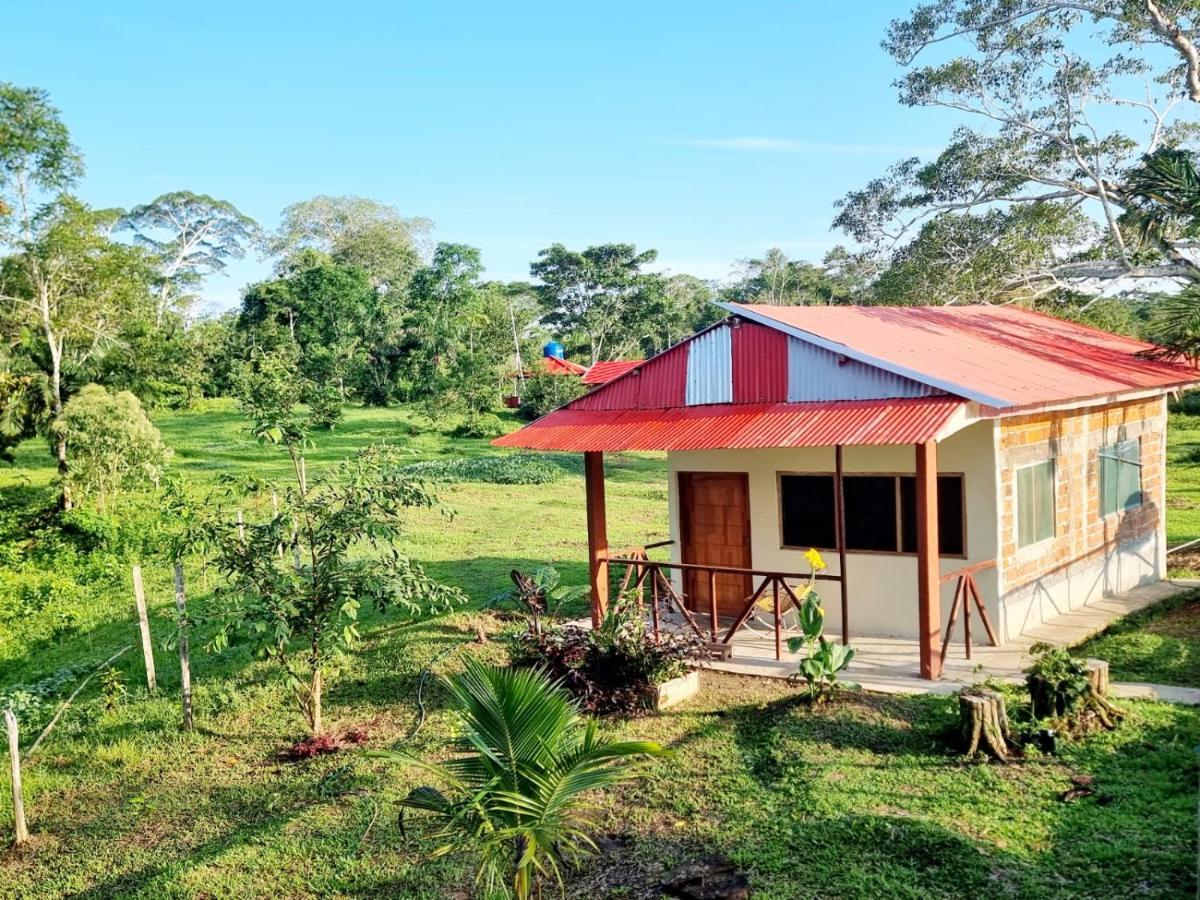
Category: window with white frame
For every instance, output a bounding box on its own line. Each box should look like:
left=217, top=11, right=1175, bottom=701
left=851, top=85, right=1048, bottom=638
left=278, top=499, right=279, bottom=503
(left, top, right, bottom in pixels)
left=1016, top=460, right=1055, bottom=548
left=1099, top=439, right=1141, bottom=517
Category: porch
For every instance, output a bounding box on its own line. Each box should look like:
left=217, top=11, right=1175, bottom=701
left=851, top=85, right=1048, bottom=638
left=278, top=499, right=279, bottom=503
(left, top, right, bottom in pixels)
left=583, top=441, right=969, bottom=682
left=572, top=573, right=1190, bottom=698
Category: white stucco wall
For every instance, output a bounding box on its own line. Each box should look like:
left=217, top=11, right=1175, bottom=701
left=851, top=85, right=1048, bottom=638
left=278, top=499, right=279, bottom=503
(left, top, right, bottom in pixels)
left=666, top=420, right=1001, bottom=640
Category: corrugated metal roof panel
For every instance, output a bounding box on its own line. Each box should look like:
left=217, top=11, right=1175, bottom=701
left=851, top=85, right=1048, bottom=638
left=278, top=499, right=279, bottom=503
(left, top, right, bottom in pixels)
left=685, top=324, right=732, bottom=405
left=538, top=355, right=588, bottom=376
left=581, top=360, right=642, bottom=385
left=786, top=336, right=937, bottom=401
left=573, top=339, right=688, bottom=410
left=492, top=397, right=964, bottom=452
left=732, top=321, right=788, bottom=403
left=731, top=303, right=1200, bottom=409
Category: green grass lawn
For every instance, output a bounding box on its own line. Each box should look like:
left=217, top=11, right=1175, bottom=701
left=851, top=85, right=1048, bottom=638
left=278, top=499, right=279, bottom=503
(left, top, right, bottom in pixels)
left=1073, top=590, right=1200, bottom=687
left=0, top=403, right=1197, bottom=898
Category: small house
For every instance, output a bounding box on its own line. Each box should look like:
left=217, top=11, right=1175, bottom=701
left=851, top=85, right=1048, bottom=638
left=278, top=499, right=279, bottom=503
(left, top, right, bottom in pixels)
left=495, top=304, right=1199, bottom=679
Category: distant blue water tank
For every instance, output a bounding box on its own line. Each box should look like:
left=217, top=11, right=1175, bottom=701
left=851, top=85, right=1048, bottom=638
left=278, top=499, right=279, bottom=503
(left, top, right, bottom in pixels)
left=543, top=340, right=565, bottom=359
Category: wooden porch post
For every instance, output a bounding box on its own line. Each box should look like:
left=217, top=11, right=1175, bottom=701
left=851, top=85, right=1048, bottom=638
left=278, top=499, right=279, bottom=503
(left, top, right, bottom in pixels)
left=915, top=440, right=942, bottom=680
left=584, top=451, right=609, bottom=627
left=834, top=445, right=849, bottom=645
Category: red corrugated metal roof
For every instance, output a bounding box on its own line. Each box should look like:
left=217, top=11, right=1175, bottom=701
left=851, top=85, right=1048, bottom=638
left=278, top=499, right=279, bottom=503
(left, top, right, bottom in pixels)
left=538, top=355, right=588, bottom=376
left=582, top=360, right=642, bottom=385
left=732, top=303, right=1200, bottom=409
left=492, top=397, right=964, bottom=452
left=732, top=320, right=788, bottom=403
left=573, top=340, right=688, bottom=410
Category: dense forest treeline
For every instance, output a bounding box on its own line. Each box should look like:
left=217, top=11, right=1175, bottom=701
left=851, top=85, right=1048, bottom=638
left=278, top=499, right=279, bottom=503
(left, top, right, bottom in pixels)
left=2, top=0, right=1198, bottom=486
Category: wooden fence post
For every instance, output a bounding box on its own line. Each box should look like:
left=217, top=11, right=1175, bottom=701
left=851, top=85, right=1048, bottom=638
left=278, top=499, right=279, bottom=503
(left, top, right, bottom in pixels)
left=131, top=565, right=157, bottom=693
left=4, top=709, right=28, bottom=846
left=172, top=563, right=193, bottom=731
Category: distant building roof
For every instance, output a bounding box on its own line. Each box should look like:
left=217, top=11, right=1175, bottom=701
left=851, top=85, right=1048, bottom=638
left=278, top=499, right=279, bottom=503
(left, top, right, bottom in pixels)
left=538, top=355, right=588, bottom=376
left=494, top=304, right=1200, bottom=453
left=582, top=360, right=643, bottom=385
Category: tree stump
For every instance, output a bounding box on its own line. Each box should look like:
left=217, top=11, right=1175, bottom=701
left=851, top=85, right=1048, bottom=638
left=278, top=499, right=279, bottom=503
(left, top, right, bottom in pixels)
left=1083, top=658, right=1124, bottom=729
left=959, top=688, right=1012, bottom=761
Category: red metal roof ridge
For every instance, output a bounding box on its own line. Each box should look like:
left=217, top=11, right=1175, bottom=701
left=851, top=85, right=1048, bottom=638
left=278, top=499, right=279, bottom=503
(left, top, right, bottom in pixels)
left=724, top=301, right=1200, bottom=408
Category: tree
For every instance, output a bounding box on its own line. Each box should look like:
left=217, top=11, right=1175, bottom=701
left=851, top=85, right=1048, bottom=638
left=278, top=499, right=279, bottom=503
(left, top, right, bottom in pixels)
left=371, top=657, right=664, bottom=900
left=239, top=256, right=378, bottom=394
left=724, top=248, right=858, bottom=306
left=184, top=361, right=464, bottom=736
left=530, top=243, right=663, bottom=364
left=835, top=2, right=1199, bottom=304
left=270, top=196, right=429, bottom=293
left=119, top=191, right=261, bottom=326
left=0, top=197, right=155, bottom=505
left=0, top=84, right=83, bottom=237
left=51, top=384, right=170, bottom=509
left=405, top=242, right=485, bottom=398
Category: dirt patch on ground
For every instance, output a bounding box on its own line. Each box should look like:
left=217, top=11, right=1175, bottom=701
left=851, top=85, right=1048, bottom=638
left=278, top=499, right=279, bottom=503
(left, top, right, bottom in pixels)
left=1138, top=593, right=1200, bottom=641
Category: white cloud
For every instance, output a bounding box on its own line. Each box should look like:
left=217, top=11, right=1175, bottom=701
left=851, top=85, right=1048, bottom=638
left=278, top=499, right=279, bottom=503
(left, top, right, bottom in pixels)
left=660, top=136, right=935, bottom=156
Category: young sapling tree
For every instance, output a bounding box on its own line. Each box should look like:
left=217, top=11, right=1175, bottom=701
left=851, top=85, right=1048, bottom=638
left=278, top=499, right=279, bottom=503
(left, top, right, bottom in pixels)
left=182, top=353, right=465, bottom=735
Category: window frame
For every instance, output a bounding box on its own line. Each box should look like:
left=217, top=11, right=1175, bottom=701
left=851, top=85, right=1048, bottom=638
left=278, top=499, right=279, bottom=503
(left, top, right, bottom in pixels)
left=1015, top=459, right=1057, bottom=550
left=1098, top=438, right=1142, bottom=518
left=775, top=470, right=968, bottom=559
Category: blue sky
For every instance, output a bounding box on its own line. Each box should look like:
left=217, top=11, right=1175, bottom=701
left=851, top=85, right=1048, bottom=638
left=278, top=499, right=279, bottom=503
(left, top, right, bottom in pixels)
left=5, top=2, right=959, bottom=312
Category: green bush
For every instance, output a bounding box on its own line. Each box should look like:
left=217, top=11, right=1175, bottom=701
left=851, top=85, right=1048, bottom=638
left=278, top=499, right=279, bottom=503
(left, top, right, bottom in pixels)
left=517, top=371, right=586, bottom=420
left=401, top=453, right=569, bottom=484
left=51, top=384, right=171, bottom=509
left=450, top=412, right=506, bottom=438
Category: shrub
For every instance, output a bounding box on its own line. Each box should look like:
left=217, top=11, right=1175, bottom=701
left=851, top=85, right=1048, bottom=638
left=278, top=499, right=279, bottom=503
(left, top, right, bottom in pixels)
left=1025, top=641, right=1091, bottom=720
left=450, top=412, right=505, bottom=438
left=51, top=384, right=171, bottom=509
left=305, top=382, right=343, bottom=430
left=512, top=599, right=698, bottom=716
left=401, top=453, right=568, bottom=485
left=517, top=371, right=586, bottom=420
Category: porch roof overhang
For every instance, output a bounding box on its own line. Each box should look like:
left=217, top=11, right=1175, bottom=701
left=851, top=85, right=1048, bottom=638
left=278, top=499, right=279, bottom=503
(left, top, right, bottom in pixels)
left=491, top=396, right=966, bottom=452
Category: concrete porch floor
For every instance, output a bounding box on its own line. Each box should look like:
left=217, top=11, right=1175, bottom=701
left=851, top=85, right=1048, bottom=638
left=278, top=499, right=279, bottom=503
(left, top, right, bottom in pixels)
left=650, top=578, right=1199, bottom=703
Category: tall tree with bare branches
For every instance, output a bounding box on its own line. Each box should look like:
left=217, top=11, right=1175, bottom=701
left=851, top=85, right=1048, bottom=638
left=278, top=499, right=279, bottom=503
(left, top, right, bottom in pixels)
left=835, top=1, right=1199, bottom=306
left=119, top=191, right=261, bottom=326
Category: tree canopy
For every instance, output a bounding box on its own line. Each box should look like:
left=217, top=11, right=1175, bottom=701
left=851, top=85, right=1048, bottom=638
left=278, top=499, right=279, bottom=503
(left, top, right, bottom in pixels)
left=834, top=1, right=1200, bottom=305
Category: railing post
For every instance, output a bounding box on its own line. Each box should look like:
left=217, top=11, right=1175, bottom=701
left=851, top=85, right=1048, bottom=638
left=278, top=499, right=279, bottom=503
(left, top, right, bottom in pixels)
left=650, top=565, right=661, bottom=643
left=773, top=577, right=782, bottom=661
left=963, top=575, right=973, bottom=660
left=708, top=570, right=718, bottom=642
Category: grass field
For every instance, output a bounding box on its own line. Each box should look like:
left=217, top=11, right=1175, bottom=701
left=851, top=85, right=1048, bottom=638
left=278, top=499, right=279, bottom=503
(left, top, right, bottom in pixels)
left=0, top=402, right=1197, bottom=899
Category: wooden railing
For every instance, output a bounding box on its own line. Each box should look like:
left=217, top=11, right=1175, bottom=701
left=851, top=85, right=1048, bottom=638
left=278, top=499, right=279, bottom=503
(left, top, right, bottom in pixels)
left=939, top=559, right=998, bottom=663
left=607, top=544, right=843, bottom=660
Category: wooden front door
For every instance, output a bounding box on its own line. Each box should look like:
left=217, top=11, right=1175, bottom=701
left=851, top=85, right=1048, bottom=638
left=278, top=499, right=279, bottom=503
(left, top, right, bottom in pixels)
left=679, top=472, right=753, bottom=618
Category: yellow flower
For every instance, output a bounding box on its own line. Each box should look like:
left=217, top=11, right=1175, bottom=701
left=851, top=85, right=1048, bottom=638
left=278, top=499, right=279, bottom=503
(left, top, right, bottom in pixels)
left=804, top=548, right=827, bottom=571
left=817, top=607, right=826, bottom=617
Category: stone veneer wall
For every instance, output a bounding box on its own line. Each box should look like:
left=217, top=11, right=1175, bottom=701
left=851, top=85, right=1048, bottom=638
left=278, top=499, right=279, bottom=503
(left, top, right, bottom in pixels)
left=995, top=395, right=1167, bottom=639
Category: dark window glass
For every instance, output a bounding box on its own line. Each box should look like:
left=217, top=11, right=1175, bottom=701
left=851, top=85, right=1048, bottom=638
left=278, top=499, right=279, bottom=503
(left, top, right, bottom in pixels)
left=780, top=472, right=965, bottom=556
left=843, top=476, right=898, bottom=551
left=779, top=475, right=836, bottom=549
left=899, top=475, right=965, bottom=555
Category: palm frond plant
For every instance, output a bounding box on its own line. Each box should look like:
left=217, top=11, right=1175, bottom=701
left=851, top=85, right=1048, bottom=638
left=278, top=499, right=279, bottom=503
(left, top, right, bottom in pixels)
left=371, top=657, right=665, bottom=899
